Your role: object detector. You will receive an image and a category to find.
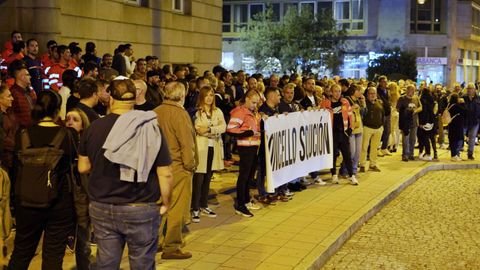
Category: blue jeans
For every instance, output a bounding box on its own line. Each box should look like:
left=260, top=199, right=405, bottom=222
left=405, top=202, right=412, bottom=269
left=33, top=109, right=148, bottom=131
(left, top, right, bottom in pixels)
left=464, top=123, right=479, bottom=156
left=349, top=133, right=362, bottom=174
left=89, top=201, right=161, bottom=270
left=401, top=127, right=417, bottom=158
left=340, top=133, right=362, bottom=175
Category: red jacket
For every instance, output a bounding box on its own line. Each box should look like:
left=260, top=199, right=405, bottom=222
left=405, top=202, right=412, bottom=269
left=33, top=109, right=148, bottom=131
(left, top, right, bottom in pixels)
left=10, top=84, right=37, bottom=128
left=227, top=105, right=261, bottom=146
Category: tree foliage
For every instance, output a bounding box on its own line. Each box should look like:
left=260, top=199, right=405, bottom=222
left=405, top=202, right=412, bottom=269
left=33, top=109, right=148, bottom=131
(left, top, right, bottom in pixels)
left=241, top=6, right=346, bottom=74
left=366, top=47, right=418, bottom=81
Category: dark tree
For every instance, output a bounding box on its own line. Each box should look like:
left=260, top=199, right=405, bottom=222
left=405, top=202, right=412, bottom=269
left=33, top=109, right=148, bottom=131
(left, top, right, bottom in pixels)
left=366, top=47, right=417, bottom=81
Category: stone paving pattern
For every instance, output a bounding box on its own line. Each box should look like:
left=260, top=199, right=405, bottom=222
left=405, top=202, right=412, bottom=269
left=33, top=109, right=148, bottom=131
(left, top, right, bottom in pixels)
left=3, top=147, right=480, bottom=269
left=323, top=169, right=480, bottom=270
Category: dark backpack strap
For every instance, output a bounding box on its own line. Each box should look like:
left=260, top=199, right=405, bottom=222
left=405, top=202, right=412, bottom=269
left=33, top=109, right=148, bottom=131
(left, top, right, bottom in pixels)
left=20, top=129, right=32, bottom=150
left=50, top=128, right=68, bottom=149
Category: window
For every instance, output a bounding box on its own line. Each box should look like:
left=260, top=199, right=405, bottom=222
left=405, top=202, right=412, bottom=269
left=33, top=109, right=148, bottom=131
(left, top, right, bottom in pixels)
left=249, top=3, right=265, bottom=20
left=410, top=0, right=442, bottom=33
left=334, top=0, right=364, bottom=31
left=318, top=1, right=333, bottom=15
left=300, top=1, right=316, bottom=14
left=233, top=4, right=248, bottom=32
left=473, top=4, right=480, bottom=36
left=124, top=0, right=148, bottom=7
left=172, top=0, right=183, bottom=13
left=284, top=3, right=298, bottom=16
left=270, top=3, right=281, bottom=21
left=223, top=4, right=231, bottom=32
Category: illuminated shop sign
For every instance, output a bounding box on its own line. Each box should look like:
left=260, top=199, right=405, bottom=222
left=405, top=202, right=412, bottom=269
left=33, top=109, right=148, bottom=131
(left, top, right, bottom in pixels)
left=416, top=57, right=447, bottom=65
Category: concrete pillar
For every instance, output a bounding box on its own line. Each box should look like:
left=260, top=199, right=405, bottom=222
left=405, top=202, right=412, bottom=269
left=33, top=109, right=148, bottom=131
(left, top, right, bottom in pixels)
left=445, top=0, right=458, bottom=88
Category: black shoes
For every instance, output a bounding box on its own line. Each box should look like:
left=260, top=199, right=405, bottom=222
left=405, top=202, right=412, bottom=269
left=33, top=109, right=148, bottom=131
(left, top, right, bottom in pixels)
left=235, top=206, right=254, bottom=217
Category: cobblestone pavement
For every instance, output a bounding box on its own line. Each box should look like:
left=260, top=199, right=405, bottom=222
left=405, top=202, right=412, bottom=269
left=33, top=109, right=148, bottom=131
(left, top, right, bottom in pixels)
left=323, top=169, right=480, bottom=270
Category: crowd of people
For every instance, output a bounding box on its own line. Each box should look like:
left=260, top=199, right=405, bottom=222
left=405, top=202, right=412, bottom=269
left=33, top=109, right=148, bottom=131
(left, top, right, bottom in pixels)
left=0, top=30, right=479, bottom=269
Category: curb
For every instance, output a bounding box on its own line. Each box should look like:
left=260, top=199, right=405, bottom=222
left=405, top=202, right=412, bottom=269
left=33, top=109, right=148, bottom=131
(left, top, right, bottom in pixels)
left=308, top=163, right=480, bottom=270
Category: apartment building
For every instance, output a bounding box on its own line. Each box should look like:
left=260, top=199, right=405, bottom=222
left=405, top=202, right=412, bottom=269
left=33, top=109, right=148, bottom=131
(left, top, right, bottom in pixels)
left=0, top=0, right=222, bottom=72
left=222, top=0, right=480, bottom=86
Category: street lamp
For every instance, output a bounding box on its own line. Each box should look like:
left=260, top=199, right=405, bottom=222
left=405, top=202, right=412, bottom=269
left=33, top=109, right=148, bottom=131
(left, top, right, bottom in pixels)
left=418, top=0, right=425, bottom=4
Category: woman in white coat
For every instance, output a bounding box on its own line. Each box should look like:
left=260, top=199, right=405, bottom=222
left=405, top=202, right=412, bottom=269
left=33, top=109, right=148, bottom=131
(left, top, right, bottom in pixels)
left=191, top=86, right=226, bottom=223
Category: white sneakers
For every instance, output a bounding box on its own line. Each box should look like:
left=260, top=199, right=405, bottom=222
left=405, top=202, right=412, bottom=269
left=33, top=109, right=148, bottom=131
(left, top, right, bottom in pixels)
left=381, top=149, right=392, bottom=156
left=314, top=176, right=327, bottom=186
left=349, top=175, right=359, bottom=185
left=420, top=155, right=433, bottom=161
left=451, top=155, right=462, bottom=162
left=246, top=201, right=261, bottom=210
left=331, top=174, right=339, bottom=184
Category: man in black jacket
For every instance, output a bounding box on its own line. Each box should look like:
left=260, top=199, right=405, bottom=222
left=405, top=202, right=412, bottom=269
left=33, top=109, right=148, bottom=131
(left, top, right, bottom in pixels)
left=376, top=75, right=391, bottom=156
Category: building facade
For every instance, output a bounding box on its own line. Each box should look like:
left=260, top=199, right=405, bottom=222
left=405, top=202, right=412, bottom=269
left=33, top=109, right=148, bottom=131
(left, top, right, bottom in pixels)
left=222, top=0, right=480, bottom=87
left=0, top=0, right=222, bottom=72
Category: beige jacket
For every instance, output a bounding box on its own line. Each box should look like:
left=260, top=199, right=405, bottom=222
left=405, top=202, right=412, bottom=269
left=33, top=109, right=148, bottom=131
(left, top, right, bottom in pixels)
left=154, top=101, right=197, bottom=172
left=0, top=167, right=11, bottom=241
left=194, top=108, right=226, bottom=173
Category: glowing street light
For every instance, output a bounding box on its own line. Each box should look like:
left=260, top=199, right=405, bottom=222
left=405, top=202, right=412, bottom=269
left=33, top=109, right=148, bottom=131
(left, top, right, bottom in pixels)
left=418, top=0, right=426, bottom=4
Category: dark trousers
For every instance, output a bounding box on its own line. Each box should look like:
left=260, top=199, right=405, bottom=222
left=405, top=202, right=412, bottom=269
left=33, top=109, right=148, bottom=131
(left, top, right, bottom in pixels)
left=75, top=224, right=92, bottom=270
left=222, top=133, right=232, bottom=160
left=8, top=195, right=74, bottom=270
left=236, top=146, right=258, bottom=207
left=332, top=131, right=353, bottom=177
left=381, top=115, right=391, bottom=150
left=418, top=128, right=437, bottom=156
left=192, top=147, right=214, bottom=211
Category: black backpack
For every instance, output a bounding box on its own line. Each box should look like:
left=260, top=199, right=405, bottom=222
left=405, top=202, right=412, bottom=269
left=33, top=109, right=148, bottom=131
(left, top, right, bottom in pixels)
left=16, top=128, right=67, bottom=208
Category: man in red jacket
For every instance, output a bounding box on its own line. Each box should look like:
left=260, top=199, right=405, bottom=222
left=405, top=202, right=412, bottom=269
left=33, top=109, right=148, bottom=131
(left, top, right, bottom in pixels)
left=8, top=60, right=37, bottom=129
left=1, top=31, right=22, bottom=59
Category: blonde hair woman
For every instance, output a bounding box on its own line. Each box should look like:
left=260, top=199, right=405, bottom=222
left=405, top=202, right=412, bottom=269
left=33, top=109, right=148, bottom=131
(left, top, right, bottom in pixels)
left=191, top=86, right=226, bottom=223
left=388, top=82, right=401, bottom=152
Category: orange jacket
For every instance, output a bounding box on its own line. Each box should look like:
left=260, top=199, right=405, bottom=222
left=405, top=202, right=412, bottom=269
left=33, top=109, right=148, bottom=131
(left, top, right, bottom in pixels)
left=227, top=105, right=261, bottom=146
left=1, top=41, right=13, bottom=59
left=320, top=98, right=354, bottom=131
left=44, top=62, right=69, bottom=91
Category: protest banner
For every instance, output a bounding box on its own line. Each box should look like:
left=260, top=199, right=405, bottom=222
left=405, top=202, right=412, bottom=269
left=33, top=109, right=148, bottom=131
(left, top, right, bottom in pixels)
left=264, top=109, right=333, bottom=192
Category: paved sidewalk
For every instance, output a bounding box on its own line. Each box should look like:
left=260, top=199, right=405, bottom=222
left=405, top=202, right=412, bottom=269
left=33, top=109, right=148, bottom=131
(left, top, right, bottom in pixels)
left=3, top=147, right=480, bottom=269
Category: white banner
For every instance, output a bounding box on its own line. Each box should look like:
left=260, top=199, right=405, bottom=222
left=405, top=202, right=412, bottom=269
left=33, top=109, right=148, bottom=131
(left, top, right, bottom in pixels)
left=264, top=110, right=333, bottom=192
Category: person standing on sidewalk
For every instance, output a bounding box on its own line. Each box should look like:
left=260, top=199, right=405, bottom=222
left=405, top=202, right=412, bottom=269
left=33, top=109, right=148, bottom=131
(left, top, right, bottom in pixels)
left=397, top=84, right=422, bottom=161
left=227, top=90, right=262, bottom=217
left=447, top=93, right=466, bottom=161
left=154, top=81, right=197, bottom=260
left=377, top=76, right=392, bottom=157
left=320, top=84, right=358, bottom=185
left=191, top=86, right=226, bottom=223
left=462, top=83, right=480, bottom=160
left=78, top=79, right=173, bottom=269
left=359, top=87, right=384, bottom=172
left=342, top=83, right=366, bottom=178
left=417, top=86, right=438, bottom=161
